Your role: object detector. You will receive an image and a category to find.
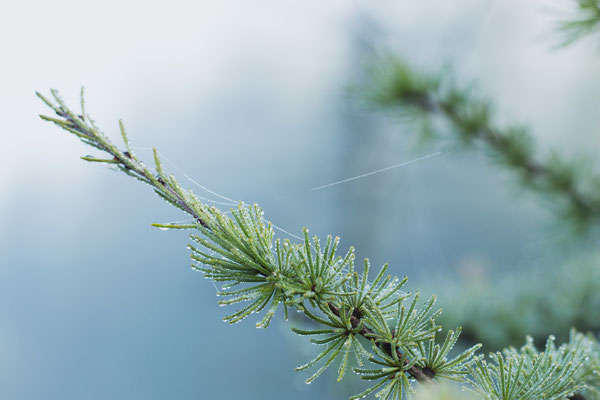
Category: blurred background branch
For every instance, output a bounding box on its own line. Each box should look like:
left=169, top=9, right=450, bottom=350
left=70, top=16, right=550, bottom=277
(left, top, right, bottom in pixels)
left=557, top=0, right=600, bottom=46
left=362, top=56, right=600, bottom=231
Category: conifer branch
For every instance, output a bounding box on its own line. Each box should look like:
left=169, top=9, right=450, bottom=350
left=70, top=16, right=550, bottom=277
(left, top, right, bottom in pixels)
left=364, top=57, right=600, bottom=231
left=37, top=89, right=597, bottom=399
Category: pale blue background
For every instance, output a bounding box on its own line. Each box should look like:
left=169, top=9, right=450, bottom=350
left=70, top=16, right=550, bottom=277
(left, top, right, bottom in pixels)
left=1, top=1, right=599, bottom=399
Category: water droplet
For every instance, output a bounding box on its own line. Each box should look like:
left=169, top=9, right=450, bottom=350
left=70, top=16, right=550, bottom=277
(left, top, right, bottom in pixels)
left=158, top=226, right=169, bottom=231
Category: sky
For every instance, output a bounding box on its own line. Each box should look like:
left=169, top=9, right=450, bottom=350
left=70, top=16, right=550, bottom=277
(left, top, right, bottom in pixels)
left=1, top=1, right=599, bottom=399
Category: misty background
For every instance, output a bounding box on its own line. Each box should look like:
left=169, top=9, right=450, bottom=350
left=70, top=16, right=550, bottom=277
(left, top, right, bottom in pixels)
left=1, top=1, right=600, bottom=399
